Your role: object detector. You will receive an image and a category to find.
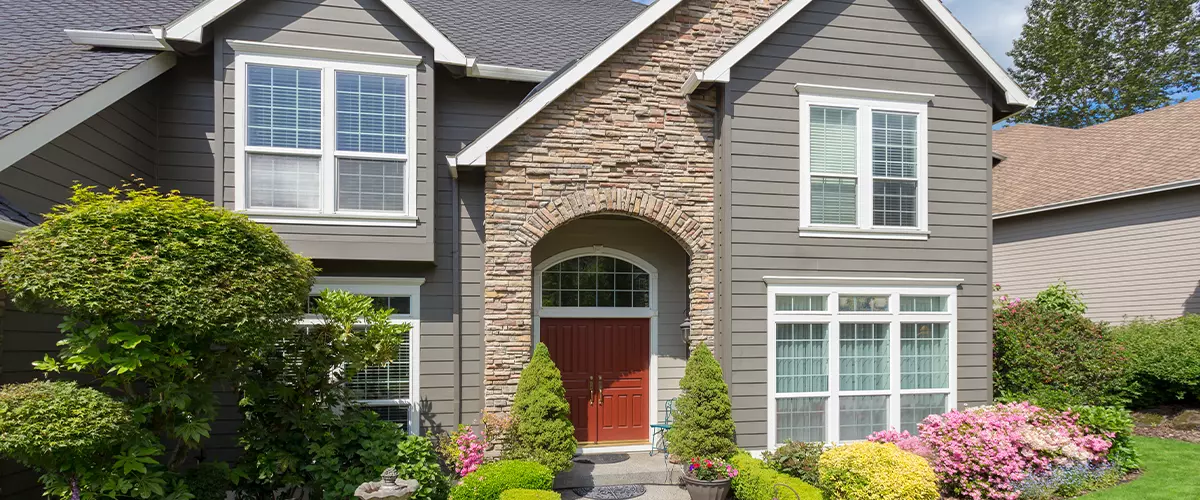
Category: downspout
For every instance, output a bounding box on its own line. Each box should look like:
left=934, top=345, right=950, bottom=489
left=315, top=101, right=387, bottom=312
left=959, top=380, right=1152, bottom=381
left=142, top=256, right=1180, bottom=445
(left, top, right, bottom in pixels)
left=452, top=169, right=463, bottom=425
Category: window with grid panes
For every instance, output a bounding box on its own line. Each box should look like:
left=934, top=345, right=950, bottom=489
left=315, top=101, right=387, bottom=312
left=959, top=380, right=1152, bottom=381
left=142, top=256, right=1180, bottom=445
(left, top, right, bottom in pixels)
left=540, top=255, right=650, bottom=308
left=235, top=51, right=416, bottom=223
left=768, top=286, right=955, bottom=446
left=798, top=92, right=928, bottom=238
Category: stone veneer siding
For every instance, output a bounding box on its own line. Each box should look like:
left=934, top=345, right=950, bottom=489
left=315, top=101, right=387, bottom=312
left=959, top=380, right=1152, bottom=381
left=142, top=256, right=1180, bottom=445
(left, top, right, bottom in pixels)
left=482, top=0, right=787, bottom=412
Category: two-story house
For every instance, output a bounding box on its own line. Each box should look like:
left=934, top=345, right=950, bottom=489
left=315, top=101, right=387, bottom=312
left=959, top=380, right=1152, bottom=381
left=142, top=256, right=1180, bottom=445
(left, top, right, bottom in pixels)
left=0, top=0, right=1030, bottom=494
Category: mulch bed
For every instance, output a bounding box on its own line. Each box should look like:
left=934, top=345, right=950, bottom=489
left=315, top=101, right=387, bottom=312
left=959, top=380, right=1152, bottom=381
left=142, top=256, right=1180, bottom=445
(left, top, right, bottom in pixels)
left=1133, top=425, right=1200, bottom=444
left=1132, top=405, right=1200, bottom=444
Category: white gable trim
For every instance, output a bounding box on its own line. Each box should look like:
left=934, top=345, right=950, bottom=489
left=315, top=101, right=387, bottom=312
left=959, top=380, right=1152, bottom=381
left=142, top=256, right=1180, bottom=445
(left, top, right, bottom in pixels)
left=0, top=52, right=177, bottom=172
left=163, top=0, right=468, bottom=65
left=688, top=0, right=1035, bottom=108
left=449, top=0, right=684, bottom=167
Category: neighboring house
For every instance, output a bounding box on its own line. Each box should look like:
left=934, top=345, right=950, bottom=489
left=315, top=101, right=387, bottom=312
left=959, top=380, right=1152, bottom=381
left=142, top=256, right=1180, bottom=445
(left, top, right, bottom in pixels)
left=993, top=101, right=1200, bottom=323
left=0, top=0, right=1029, bottom=495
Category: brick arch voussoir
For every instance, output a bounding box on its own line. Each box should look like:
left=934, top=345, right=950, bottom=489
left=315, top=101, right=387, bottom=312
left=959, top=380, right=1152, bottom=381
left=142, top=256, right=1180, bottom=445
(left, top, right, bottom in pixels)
left=520, top=188, right=706, bottom=256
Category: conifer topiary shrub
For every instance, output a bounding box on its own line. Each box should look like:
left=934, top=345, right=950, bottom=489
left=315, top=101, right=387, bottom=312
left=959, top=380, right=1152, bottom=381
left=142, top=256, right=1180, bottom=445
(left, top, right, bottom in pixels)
left=666, top=344, right=737, bottom=459
left=503, top=343, right=577, bottom=473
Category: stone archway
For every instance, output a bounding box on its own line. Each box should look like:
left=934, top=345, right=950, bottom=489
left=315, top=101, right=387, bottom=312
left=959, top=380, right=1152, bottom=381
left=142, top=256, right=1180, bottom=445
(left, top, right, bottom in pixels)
left=484, top=188, right=714, bottom=413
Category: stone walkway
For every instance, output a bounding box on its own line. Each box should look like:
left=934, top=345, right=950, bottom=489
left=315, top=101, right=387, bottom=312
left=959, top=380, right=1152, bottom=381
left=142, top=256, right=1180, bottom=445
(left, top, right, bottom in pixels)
left=554, top=453, right=688, bottom=500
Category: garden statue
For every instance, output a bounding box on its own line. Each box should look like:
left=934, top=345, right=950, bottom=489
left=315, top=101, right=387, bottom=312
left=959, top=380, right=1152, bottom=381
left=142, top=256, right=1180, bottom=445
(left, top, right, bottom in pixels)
left=354, top=467, right=419, bottom=500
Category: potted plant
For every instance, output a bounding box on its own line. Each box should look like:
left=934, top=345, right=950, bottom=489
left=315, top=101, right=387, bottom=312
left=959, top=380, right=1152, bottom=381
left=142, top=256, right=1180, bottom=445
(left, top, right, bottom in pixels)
left=682, top=457, right=738, bottom=500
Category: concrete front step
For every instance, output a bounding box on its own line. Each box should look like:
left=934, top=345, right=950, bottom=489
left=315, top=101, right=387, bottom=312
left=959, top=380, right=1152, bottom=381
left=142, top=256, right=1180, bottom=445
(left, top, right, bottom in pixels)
left=554, top=453, right=683, bottom=489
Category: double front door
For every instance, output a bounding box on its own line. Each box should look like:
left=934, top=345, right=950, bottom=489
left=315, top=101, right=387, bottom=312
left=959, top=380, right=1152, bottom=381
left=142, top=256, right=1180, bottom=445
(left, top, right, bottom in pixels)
left=540, top=318, right=650, bottom=444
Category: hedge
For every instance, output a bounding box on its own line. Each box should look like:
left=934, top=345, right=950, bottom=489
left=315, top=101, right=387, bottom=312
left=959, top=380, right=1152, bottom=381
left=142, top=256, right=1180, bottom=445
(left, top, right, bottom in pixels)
left=729, top=452, right=822, bottom=500
left=1113, top=315, right=1200, bottom=406
left=498, top=490, right=561, bottom=500
left=449, top=461, right=553, bottom=500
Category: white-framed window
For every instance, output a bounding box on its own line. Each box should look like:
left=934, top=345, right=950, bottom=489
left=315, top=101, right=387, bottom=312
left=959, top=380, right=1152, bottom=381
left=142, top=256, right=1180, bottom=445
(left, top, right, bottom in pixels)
left=766, top=282, right=957, bottom=447
left=233, top=41, right=419, bottom=227
left=304, top=277, right=423, bottom=433
left=797, top=86, right=930, bottom=240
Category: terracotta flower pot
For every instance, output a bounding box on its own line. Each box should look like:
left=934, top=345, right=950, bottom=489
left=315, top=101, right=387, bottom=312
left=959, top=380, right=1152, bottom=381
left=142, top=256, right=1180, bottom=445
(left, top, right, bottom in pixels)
left=682, top=475, right=732, bottom=500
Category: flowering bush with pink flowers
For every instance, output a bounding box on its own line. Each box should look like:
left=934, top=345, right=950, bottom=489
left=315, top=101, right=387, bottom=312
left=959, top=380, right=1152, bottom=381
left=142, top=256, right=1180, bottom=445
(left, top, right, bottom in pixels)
left=437, top=424, right=488, bottom=478
left=868, top=402, right=1114, bottom=500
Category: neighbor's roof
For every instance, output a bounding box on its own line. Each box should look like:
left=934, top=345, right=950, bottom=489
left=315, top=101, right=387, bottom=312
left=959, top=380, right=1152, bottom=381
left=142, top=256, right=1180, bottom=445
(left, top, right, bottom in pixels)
left=0, top=0, right=198, bottom=140
left=993, top=100, right=1200, bottom=217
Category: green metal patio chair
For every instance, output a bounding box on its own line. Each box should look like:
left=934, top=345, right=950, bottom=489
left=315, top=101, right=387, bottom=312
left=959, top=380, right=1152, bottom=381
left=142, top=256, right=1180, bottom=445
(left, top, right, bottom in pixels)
left=650, top=398, right=675, bottom=456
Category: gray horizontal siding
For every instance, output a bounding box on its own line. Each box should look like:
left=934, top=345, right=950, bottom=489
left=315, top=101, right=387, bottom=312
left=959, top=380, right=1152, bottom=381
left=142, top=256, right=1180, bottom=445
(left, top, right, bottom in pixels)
left=215, top=0, right=436, bottom=261
left=724, top=0, right=995, bottom=449
left=995, top=186, right=1200, bottom=323
left=0, top=85, right=158, bottom=218
left=157, top=54, right=217, bottom=200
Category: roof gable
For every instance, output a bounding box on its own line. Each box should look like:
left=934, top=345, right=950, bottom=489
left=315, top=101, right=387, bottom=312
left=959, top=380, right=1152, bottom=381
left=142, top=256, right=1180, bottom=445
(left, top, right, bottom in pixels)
left=687, top=0, right=1033, bottom=109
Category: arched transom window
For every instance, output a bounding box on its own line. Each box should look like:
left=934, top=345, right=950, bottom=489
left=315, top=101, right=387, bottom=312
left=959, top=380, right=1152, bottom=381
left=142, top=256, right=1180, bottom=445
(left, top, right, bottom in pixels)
left=541, top=255, right=650, bottom=308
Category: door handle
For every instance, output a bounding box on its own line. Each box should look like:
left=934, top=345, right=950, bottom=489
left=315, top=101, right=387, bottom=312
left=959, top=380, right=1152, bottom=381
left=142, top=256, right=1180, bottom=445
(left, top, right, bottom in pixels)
left=589, top=376, right=594, bottom=406
left=598, top=375, right=603, bottom=406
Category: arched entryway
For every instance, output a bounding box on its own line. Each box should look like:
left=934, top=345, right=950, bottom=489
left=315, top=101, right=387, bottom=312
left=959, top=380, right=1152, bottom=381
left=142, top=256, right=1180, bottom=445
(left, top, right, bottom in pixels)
left=532, top=216, right=689, bottom=448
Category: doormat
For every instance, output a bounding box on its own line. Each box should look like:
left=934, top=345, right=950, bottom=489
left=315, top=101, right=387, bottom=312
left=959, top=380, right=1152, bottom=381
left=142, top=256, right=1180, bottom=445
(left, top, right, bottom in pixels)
left=571, top=485, right=646, bottom=500
left=573, top=454, right=631, bottom=465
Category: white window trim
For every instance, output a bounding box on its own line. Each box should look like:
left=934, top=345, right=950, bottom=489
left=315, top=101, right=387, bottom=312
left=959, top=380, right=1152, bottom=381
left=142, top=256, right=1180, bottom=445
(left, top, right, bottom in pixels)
left=306, top=277, right=423, bottom=433
left=798, top=91, right=930, bottom=240
left=233, top=47, right=419, bottom=227
left=766, top=283, right=957, bottom=448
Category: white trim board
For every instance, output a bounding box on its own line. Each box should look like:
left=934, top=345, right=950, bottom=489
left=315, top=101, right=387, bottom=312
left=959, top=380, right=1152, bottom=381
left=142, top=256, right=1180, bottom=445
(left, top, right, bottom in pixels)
left=0, top=52, right=177, bottom=172
left=64, top=29, right=172, bottom=50
left=993, top=178, right=1200, bottom=219
left=449, top=0, right=685, bottom=167
left=163, top=0, right=468, bottom=65
left=685, top=0, right=1035, bottom=109
left=226, top=40, right=423, bottom=67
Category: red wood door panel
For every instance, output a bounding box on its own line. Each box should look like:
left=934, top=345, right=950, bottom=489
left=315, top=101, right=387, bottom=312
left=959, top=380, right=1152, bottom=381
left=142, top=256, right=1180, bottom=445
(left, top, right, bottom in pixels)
left=594, top=318, right=650, bottom=443
left=540, top=318, right=596, bottom=443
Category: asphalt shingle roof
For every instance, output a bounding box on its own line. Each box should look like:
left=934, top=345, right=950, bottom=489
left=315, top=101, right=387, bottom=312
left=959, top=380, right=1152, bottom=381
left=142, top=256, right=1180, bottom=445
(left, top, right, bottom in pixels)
left=993, top=100, right=1200, bottom=215
left=407, top=0, right=645, bottom=72
left=0, top=0, right=200, bottom=140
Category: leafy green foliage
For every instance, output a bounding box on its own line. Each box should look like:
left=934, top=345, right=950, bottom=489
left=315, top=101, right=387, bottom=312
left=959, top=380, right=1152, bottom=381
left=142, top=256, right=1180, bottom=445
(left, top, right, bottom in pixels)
left=0, top=381, right=181, bottom=500
left=449, top=461, right=553, bottom=500
left=1071, top=406, right=1141, bottom=473
left=0, top=184, right=315, bottom=469
left=761, top=441, right=824, bottom=486
left=183, top=462, right=235, bottom=500
left=666, top=344, right=736, bottom=460
left=1035, top=282, right=1088, bottom=316
left=817, top=442, right=939, bottom=500
left=1009, top=0, right=1200, bottom=128
left=235, top=290, right=415, bottom=498
left=993, top=298, right=1127, bottom=407
left=1012, top=0, right=1200, bottom=128
left=504, top=343, right=576, bottom=473
left=1112, top=315, right=1200, bottom=406
left=498, top=490, right=561, bottom=500
left=729, top=452, right=823, bottom=500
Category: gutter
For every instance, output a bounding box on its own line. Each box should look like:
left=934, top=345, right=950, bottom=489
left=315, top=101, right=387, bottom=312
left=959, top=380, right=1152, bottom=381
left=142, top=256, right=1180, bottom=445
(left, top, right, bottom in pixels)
left=993, top=178, right=1200, bottom=219
left=64, top=29, right=172, bottom=50
left=0, top=220, right=29, bottom=242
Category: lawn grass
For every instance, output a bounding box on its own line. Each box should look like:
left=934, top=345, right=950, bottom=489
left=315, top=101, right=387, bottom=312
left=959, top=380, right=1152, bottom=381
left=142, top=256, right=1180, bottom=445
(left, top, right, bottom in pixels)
left=1082, top=436, right=1200, bottom=499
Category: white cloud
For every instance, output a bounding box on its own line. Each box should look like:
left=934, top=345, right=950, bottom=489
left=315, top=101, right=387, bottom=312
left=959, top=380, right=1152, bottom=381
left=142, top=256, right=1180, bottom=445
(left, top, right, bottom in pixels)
left=942, top=0, right=1032, bottom=69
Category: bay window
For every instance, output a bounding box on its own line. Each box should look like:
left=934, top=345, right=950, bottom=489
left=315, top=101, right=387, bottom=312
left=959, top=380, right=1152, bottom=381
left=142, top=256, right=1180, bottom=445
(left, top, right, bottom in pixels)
left=233, top=42, right=418, bottom=226
left=767, top=282, right=957, bottom=446
left=797, top=85, right=930, bottom=239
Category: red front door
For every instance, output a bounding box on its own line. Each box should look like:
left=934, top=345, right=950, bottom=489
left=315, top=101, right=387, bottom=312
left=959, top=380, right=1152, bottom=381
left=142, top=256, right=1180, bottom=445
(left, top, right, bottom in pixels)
left=541, top=318, right=650, bottom=444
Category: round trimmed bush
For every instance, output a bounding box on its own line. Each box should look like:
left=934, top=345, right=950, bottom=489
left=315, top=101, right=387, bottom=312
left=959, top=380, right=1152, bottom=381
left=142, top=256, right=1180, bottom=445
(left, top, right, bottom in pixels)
left=818, top=442, right=938, bottom=500
left=450, top=461, right=553, bottom=500
left=0, top=381, right=134, bottom=471
left=498, top=489, right=561, bottom=500
left=729, top=452, right=823, bottom=500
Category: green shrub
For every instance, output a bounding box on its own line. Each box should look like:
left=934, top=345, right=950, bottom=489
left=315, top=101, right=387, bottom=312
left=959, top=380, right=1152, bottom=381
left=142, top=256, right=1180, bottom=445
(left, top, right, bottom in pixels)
left=0, top=184, right=315, bottom=469
left=498, top=489, right=562, bottom=500
left=182, top=462, right=234, bottom=500
left=761, top=441, right=823, bottom=486
left=1071, top=405, right=1141, bottom=472
left=450, top=461, right=553, bottom=500
left=504, top=343, right=577, bottom=473
left=1034, top=282, right=1088, bottom=316
left=729, top=452, right=822, bottom=500
left=0, top=381, right=170, bottom=499
left=817, top=442, right=939, bottom=500
left=993, top=298, right=1126, bottom=407
left=1113, top=315, right=1200, bottom=406
left=666, top=344, right=737, bottom=459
